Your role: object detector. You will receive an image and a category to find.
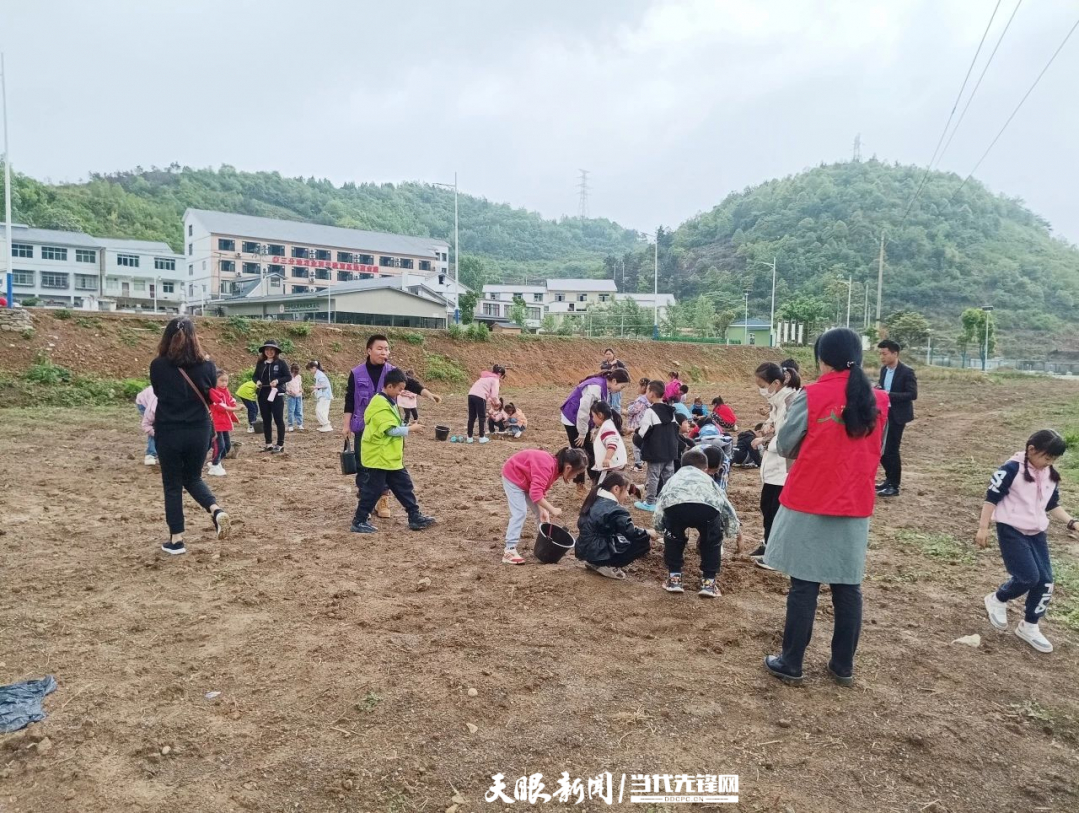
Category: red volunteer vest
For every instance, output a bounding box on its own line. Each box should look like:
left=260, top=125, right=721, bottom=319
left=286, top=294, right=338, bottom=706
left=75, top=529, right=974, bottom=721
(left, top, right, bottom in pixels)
left=780, top=370, right=890, bottom=518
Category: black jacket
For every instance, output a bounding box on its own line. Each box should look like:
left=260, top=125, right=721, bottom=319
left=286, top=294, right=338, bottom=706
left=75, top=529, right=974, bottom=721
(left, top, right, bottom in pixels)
left=254, top=358, right=292, bottom=397
left=575, top=496, right=651, bottom=563
left=149, top=356, right=217, bottom=430
left=879, top=362, right=917, bottom=425
left=633, top=403, right=679, bottom=463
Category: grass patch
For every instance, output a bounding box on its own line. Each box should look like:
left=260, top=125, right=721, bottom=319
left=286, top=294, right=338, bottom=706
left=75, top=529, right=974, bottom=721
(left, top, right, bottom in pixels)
left=1, top=372, right=132, bottom=408
left=895, top=530, right=976, bottom=565
left=1049, top=557, right=1079, bottom=632
left=74, top=316, right=101, bottom=329
left=118, top=328, right=141, bottom=347
left=331, top=341, right=342, bottom=353
left=401, top=332, right=425, bottom=345
left=246, top=337, right=295, bottom=356
left=424, top=353, right=466, bottom=384
left=227, top=316, right=254, bottom=336
left=52, top=308, right=72, bottom=321
left=25, top=357, right=72, bottom=385
left=286, top=322, right=312, bottom=338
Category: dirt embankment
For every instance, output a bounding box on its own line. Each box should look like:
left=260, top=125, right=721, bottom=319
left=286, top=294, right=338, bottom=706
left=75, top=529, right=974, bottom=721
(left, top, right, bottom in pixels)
left=0, top=311, right=778, bottom=388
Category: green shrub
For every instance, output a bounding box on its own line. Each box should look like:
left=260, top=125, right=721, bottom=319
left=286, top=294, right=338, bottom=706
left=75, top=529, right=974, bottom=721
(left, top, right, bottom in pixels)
left=286, top=322, right=312, bottom=337
left=118, top=329, right=140, bottom=347
left=425, top=353, right=466, bottom=384
left=75, top=316, right=101, bottom=329
left=121, top=378, right=150, bottom=399
left=20, top=328, right=34, bottom=340
left=331, top=341, right=342, bottom=353
left=21, top=296, right=40, bottom=307
left=446, top=323, right=465, bottom=340
left=465, top=323, right=489, bottom=342
left=279, top=338, right=295, bottom=354
left=24, top=358, right=72, bottom=385
left=402, top=332, right=425, bottom=345
left=52, top=308, right=72, bottom=320
left=246, top=338, right=295, bottom=356
left=235, top=367, right=255, bottom=384
left=227, top=316, right=253, bottom=335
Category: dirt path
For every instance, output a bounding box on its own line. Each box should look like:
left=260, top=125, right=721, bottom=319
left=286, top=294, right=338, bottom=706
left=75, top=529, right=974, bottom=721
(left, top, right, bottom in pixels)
left=1, top=374, right=1078, bottom=812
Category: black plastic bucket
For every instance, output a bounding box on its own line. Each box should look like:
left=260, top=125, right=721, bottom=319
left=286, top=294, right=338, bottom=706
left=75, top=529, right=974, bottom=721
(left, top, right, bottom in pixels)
left=435, top=425, right=450, bottom=441
left=534, top=523, right=576, bottom=564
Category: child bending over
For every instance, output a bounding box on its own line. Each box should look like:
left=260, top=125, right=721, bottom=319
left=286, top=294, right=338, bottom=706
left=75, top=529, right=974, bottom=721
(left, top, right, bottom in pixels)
left=575, top=472, right=657, bottom=579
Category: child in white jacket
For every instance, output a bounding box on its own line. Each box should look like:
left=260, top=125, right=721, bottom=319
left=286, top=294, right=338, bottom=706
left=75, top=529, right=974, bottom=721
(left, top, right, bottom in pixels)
left=590, top=401, right=627, bottom=484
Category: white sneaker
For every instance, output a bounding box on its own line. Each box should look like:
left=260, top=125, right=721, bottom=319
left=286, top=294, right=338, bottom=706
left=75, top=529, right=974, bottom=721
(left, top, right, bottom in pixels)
left=247, top=426, right=255, bottom=434
left=1016, top=621, right=1053, bottom=653
left=317, top=425, right=334, bottom=432
left=297, top=425, right=304, bottom=431
left=478, top=436, right=490, bottom=444
left=984, top=593, right=1008, bottom=630
left=466, top=437, right=474, bottom=444
left=144, top=454, right=157, bottom=466
left=288, top=426, right=295, bottom=432
left=207, top=463, right=226, bottom=476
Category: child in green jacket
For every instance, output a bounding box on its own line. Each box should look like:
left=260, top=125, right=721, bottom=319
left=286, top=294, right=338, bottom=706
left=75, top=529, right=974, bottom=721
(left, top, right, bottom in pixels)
left=350, top=369, right=436, bottom=534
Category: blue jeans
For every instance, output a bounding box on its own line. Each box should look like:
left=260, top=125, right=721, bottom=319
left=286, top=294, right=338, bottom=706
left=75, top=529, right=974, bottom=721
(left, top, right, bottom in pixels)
left=610, top=390, right=622, bottom=413
left=287, top=395, right=304, bottom=427
left=137, top=404, right=156, bottom=457
left=240, top=398, right=259, bottom=426
left=996, top=523, right=1054, bottom=623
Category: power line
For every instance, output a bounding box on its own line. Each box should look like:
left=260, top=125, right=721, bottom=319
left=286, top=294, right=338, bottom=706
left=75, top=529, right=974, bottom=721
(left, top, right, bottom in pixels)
left=938, top=0, right=1024, bottom=164
left=895, top=0, right=1002, bottom=233
left=953, top=13, right=1079, bottom=198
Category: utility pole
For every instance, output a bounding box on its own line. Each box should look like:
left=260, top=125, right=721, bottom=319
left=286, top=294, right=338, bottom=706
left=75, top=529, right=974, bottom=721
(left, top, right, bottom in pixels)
left=846, top=275, right=852, bottom=327
left=769, top=257, right=776, bottom=347
left=577, top=169, right=590, bottom=219
left=2, top=53, right=12, bottom=309
left=652, top=234, right=659, bottom=340
left=743, top=291, right=750, bottom=345
left=853, top=133, right=862, bottom=162
left=875, top=230, right=885, bottom=335
left=863, top=284, right=870, bottom=329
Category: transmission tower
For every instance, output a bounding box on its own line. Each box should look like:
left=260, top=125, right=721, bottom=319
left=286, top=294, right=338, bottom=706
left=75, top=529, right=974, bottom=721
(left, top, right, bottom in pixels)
left=577, top=169, right=590, bottom=218
left=852, top=133, right=862, bottom=162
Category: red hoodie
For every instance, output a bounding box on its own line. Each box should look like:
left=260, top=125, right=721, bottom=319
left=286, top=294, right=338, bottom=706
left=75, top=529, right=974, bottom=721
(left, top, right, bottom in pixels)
left=209, top=387, right=238, bottom=432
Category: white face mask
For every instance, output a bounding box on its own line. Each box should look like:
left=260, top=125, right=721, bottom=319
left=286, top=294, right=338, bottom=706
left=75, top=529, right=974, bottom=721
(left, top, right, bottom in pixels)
left=758, top=386, right=771, bottom=398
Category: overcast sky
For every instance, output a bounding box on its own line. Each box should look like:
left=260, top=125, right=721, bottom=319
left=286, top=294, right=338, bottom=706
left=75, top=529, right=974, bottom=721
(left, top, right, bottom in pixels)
left=3, top=0, right=1078, bottom=242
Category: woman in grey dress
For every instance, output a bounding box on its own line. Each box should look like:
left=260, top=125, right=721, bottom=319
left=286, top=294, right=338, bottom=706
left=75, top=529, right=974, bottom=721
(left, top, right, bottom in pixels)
left=762, top=328, right=890, bottom=686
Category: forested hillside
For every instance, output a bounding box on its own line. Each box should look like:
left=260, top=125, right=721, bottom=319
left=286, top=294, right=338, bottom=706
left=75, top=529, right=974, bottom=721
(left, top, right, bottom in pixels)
left=2, top=165, right=641, bottom=283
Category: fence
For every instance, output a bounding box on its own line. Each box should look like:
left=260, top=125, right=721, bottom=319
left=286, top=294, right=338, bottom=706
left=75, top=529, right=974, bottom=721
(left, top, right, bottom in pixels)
left=927, top=354, right=1079, bottom=375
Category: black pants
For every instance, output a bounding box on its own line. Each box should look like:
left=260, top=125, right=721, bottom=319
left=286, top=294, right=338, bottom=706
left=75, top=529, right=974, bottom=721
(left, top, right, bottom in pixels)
left=488, top=418, right=506, bottom=433
left=157, top=424, right=218, bottom=535
left=781, top=577, right=863, bottom=676
left=212, top=431, right=231, bottom=466
left=467, top=395, right=487, bottom=438
left=662, top=502, right=722, bottom=579
left=240, top=398, right=259, bottom=426
left=732, top=442, right=762, bottom=467
left=402, top=407, right=418, bottom=423
left=591, top=535, right=652, bottom=568
left=354, top=468, right=420, bottom=524
left=760, top=483, right=783, bottom=544
left=880, top=419, right=905, bottom=487
left=259, top=393, right=286, bottom=446
left=564, top=425, right=594, bottom=484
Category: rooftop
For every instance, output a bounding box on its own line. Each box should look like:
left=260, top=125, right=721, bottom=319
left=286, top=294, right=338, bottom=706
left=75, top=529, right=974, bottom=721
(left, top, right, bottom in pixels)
left=94, top=237, right=177, bottom=254
left=616, top=292, right=677, bottom=305
left=481, top=284, right=547, bottom=293
left=729, top=318, right=771, bottom=329
left=225, top=275, right=439, bottom=307
left=545, top=278, right=618, bottom=292
left=1, top=223, right=111, bottom=249
left=185, top=209, right=449, bottom=257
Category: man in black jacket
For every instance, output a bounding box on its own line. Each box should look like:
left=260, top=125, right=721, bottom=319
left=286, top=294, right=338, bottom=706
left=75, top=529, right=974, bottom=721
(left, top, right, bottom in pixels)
left=876, top=339, right=918, bottom=497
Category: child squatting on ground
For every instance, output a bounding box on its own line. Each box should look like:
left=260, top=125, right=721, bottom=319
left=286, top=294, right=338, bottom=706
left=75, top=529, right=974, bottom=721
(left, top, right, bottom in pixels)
left=654, top=446, right=741, bottom=598
left=349, top=368, right=436, bottom=534
left=978, top=429, right=1077, bottom=653
left=500, top=447, right=589, bottom=565
left=575, top=472, right=657, bottom=580
left=504, top=403, right=527, bottom=438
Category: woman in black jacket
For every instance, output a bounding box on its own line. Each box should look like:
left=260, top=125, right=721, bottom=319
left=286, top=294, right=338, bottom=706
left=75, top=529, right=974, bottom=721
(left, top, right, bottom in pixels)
left=575, top=472, right=657, bottom=579
left=254, top=339, right=292, bottom=453
left=149, top=317, right=230, bottom=555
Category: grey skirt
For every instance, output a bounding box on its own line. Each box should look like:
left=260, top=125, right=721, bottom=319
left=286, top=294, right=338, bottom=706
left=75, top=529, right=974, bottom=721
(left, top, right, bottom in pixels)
left=762, top=506, right=870, bottom=585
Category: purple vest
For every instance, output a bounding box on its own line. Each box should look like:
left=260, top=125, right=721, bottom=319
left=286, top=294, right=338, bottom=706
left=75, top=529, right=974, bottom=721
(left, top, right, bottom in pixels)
left=350, top=362, right=396, bottom=433
left=560, top=377, right=609, bottom=429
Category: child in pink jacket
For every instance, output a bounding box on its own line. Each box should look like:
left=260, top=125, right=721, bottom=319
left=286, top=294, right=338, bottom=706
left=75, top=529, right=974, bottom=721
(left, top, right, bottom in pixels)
left=466, top=364, right=505, bottom=444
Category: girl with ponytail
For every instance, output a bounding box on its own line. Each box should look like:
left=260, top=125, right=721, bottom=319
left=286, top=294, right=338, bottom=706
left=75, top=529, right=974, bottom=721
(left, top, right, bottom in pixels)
left=758, top=328, right=890, bottom=687
left=575, top=472, right=656, bottom=579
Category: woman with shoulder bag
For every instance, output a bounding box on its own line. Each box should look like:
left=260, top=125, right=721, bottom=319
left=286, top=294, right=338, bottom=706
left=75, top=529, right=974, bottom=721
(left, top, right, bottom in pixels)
left=149, top=317, right=230, bottom=556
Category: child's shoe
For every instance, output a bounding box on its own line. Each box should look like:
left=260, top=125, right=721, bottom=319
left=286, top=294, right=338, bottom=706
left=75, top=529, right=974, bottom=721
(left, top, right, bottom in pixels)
left=271, top=445, right=285, bottom=454
left=297, top=425, right=304, bottom=432
left=207, top=463, right=226, bottom=476
left=212, top=509, right=230, bottom=540
left=634, top=500, right=656, bottom=513
left=466, top=437, right=474, bottom=444
left=698, top=578, right=720, bottom=598
left=408, top=513, right=436, bottom=531
left=247, top=425, right=255, bottom=433
left=663, top=573, right=684, bottom=593
left=502, top=548, right=526, bottom=565
left=1016, top=620, right=1053, bottom=653
left=984, top=593, right=1008, bottom=630
left=287, top=426, right=295, bottom=432
left=585, top=562, right=627, bottom=580
left=764, top=655, right=804, bottom=684
left=262, top=444, right=274, bottom=452
left=144, top=454, right=157, bottom=466
left=478, top=436, right=490, bottom=444
left=376, top=495, right=393, bottom=518
left=161, top=540, right=186, bottom=556
left=350, top=520, right=378, bottom=534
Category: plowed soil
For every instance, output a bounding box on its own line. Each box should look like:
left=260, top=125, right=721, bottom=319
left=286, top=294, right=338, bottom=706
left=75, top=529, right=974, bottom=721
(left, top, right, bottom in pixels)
left=2, top=364, right=1079, bottom=812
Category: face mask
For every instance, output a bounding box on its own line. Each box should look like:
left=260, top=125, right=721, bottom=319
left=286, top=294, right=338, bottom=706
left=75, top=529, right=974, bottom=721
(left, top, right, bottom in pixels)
left=758, top=386, right=771, bottom=398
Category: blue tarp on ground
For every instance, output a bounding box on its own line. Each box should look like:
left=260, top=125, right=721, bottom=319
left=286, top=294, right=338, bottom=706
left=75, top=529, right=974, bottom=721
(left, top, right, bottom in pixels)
left=0, top=675, right=58, bottom=733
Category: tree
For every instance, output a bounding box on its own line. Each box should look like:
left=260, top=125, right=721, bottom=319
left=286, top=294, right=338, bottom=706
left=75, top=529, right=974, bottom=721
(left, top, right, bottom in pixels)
left=959, top=307, right=996, bottom=361
left=458, top=290, right=478, bottom=324
left=509, top=295, right=528, bottom=328
left=778, top=295, right=829, bottom=337
left=691, top=295, right=716, bottom=337
left=661, top=302, right=686, bottom=337
left=713, top=307, right=736, bottom=338
left=540, top=313, right=557, bottom=333
left=884, top=310, right=930, bottom=350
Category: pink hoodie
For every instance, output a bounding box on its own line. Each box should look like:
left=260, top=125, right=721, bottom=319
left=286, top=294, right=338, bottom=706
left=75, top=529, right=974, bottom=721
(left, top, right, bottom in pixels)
left=991, top=452, right=1059, bottom=535
left=468, top=370, right=502, bottom=405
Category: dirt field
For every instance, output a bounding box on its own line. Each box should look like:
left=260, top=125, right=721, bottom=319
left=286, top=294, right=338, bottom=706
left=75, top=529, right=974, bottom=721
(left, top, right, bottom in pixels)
left=2, top=369, right=1079, bottom=812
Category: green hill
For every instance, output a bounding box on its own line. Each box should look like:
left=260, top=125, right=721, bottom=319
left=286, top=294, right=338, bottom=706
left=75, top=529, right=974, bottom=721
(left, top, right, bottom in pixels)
left=2, top=164, right=641, bottom=285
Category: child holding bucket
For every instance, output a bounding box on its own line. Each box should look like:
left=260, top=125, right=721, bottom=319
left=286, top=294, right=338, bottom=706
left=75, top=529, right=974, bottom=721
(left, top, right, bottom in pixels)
left=575, top=472, right=657, bottom=579
left=500, top=447, right=589, bottom=565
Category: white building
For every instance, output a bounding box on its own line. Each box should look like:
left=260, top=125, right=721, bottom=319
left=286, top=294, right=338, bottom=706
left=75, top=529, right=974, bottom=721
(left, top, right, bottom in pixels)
left=183, top=209, right=450, bottom=307
left=401, top=271, right=471, bottom=321
left=615, top=292, right=676, bottom=322
left=477, top=284, right=547, bottom=326
left=1, top=223, right=185, bottom=311
left=474, top=278, right=676, bottom=329
left=544, top=279, right=617, bottom=314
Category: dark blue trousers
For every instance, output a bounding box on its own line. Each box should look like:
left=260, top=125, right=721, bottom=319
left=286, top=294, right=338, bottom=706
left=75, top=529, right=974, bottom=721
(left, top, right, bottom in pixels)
left=995, top=522, right=1054, bottom=624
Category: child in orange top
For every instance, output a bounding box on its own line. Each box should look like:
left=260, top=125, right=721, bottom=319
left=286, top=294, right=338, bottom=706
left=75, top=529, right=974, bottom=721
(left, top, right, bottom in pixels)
left=208, top=372, right=244, bottom=476
left=505, top=403, right=527, bottom=438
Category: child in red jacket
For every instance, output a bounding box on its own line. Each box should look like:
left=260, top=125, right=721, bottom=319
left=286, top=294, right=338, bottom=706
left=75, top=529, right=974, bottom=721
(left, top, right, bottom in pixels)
left=208, top=372, right=244, bottom=476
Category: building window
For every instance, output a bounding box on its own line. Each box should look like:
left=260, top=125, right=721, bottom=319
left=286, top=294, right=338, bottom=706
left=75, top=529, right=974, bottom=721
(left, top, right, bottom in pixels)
left=218, top=238, right=235, bottom=251
left=533, top=293, right=543, bottom=302
left=337, top=271, right=351, bottom=282
left=162, top=281, right=175, bottom=294
left=118, top=254, right=140, bottom=267
left=291, top=267, right=307, bottom=278
left=314, top=269, right=330, bottom=281
left=578, top=294, right=588, bottom=302
left=749, top=333, right=756, bottom=346
left=441, top=252, right=448, bottom=262
left=188, top=243, right=193, bottom=255
left=12, top=243, right=33, bottom=258
left=188, top=264, right=193, bottom=276
left=189, top=284, right=195, bottom=297
left=155, top=257, right=176, bottom=271
left=12, top=270, right=34, bottom=287
left=267, top=264, right=284, bottom=275
left=419, top=260, right=431, bottom=271
left=555, top=294, right=565, bottom=302
left=482, top=303, right=499, bottom=316
left=398, top=258, right=413, bottom=270
left=527, top=307, right=542, bottom=321
left=41, top=246, right=68, bottom=261
left=337, top=251, right=353, bottom=263
left=292, top=246, right=310, bottom=259
left=76, top=249, right=97, bottom=263
left=242, top=241, right=260, bottom=253
left=188, top=224, right=193, bottom=237
left=293, top=285, right=309, bottom=294
left=357, top=254, right=374, bottom=265
left=133, top=280, right=146, bottom=292
left=379, top=256, right=394, bottom=267
left=599, top=294, right=610, bottom=303
left=220, top=260, right=235, bottom=272
left=269, top=277, right=281, bottom=288
left=242, top=262, right=260, bottom=275
left=41, top=272, right=69, bottom=289
left=315, top=249, right=331, bottom=261
left=267, top=244, right=285, bottom=256
left=568, top=303, right=576, bottom=312
left=75, top=275, right=98, bottom=291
